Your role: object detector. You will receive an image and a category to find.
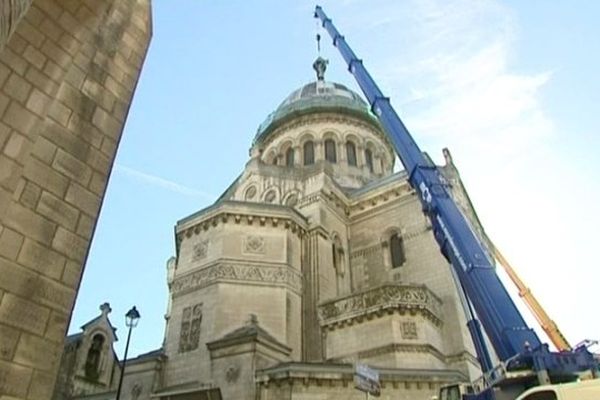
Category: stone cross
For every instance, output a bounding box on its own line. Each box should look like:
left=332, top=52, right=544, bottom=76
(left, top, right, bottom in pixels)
left=100, top=302, right=112, bottom=316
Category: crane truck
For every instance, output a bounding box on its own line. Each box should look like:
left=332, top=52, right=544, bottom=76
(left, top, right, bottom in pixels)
left=314, top=6, right=599, bottom=400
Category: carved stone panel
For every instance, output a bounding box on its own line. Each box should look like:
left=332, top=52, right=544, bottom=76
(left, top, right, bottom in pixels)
left=179, top=303, right=202, bottom=353
left=131, top=382, right=142, bottom=400
left=401, top=321, right=418, bottom=339
left=193, top=240, right=209, bottom=261
left=243, top=235, right=265, bottom=254
left=225, top=364, right=241, bottom=383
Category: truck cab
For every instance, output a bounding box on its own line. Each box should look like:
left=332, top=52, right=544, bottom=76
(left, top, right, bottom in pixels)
left=437, top=383, right=474, bottom=400
left=514, top=379, right=600, bottom=400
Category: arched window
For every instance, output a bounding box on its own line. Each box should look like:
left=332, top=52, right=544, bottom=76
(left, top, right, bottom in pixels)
left=264, top=190, right=277, bottom=203
left=303, top=141, right=315, bottom=165
left=85, top=334, right=104, bottom=380
left=346, top=141, right=357, bottom=166
left=390, top=233, right=406, bottom=268
left=244, top=186, right=257, bottom=201
left=365, top=148, right=374, bottom=173
left=332, top=243, right=339, bottom=272
left=271, top=156, right=279, bottom=165
left=285, top=193, right=298, bottom=207
left=285, top=147, right=295, bottom=166
left=325, top=139, right=337, bottom=163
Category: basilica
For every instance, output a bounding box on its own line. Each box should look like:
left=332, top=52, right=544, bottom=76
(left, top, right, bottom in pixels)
left=53, top=58, right=484, bottom=400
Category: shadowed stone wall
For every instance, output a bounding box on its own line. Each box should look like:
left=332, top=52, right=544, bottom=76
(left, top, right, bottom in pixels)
left=0, top=1, right=152, bottom=399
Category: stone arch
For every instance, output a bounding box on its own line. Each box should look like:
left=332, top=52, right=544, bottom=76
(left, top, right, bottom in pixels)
left=243, top=184, right=258, bottom=201
left=324, top=138, right=337, bottom=163
left=381, top=227, right=406, bottom=269
left=264, top=149, right=278, bottom=165
left=277, top=139, right=294, bottom=155
left=364, top=147, right=375, bottom=173
left=298, top=131, right=316, bottom=145
left=84, top=332, right=106, bottom=380
left=262, top=186, right=281, bottom=204
left=302, top=140, right=315, bottom=166
left=343, top=132, right=362, bottom=146
left=278, top=140, right=295, bottom=167
left=282, top=190, right=300, bottom=207
left=323, top=130, right=342, bottom=164
left=321, top=129, right=342, bottom=142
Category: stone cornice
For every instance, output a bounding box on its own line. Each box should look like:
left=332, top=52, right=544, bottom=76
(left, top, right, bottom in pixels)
left=255, top=362, right=468, bottom=387
left=348, top=184, right=415, bottom=219
left=171, top=261, right=303, bottom=297
left=339, top=343, right=446, bottom=364
left=176, top=201, right=308, bottom=252
left=206, top=329, right=291, bottom=357
left=332, top=344, right=478, bottom=369
left=298, top=190, right=350, bottom=222
left=318, top=284, right=443, bottom=329
left=297, top=173, right=417, bottom=221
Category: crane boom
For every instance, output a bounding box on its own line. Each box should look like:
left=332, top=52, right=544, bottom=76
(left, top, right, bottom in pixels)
left=314, top=4, right=539, bottom=363
left=314, top=6, right=598, bottom=396
left=487, top=238, right=572, bottom=352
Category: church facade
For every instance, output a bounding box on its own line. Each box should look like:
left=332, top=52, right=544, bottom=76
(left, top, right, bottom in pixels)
left=54, top=60, right=484, bottom=400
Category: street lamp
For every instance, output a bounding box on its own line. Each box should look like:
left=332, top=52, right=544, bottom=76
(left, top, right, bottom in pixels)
left=115, top=306, right=140, bottom=400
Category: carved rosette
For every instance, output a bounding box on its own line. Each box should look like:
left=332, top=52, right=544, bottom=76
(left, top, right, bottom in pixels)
left=171, top=262, right=303, bottom=296
left=225, top=364, right=241, bottom=383
left=318, top=284, right=442, bottom=329
left=243, top=235, right=265, bottom=254
left=193, top=240, right=209, bottom=260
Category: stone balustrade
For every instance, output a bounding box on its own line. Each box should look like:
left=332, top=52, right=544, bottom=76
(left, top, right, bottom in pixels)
left=318, top=284, right=442, bottom=329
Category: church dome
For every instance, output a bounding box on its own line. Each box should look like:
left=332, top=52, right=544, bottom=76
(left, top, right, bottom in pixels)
left=253, top=80, right=379, bottom=145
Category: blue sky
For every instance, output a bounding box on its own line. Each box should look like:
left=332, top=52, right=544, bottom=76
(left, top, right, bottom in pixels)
left=69, top=1, right=600, bottom=359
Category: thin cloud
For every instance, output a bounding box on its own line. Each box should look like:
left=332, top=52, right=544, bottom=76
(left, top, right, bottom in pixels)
left=115, top=164, right=214, bottom=200
left=340, top=0, right=554, bottom=166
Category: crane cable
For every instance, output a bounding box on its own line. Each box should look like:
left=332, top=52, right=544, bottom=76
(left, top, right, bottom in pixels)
left=315, top=17, right=322, bottom=55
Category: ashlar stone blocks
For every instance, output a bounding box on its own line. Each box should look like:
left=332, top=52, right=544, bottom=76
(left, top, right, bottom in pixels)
left=0, top=1, right=152, bottom=399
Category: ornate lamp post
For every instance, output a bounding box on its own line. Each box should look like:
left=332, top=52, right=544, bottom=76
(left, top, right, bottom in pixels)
left=115, top=306, right=140, bottom=400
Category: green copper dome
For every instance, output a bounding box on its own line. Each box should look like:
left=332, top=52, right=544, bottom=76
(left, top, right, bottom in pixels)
left=253, top=81, right=380, bottom=145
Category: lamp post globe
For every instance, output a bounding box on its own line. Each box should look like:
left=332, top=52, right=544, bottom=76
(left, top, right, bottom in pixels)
left=125, top=306, right=140, bottom=328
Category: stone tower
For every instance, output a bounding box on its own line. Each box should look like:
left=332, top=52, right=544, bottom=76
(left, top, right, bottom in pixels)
left=152, top=61, right=481, bottom=400
left=0, top=2, right=152, bottom=399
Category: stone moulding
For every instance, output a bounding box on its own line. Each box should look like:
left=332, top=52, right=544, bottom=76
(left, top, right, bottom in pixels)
left=175, top=201, right=309, bottom=256
left=318, top=284, right=442, bottom=329
left=255, top=361, right=468, bottom=389
left=171, top=262, right=303, bottom=297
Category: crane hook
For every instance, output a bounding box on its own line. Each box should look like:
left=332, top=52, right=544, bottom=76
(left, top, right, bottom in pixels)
left=316, top=33, right=321, bottom=54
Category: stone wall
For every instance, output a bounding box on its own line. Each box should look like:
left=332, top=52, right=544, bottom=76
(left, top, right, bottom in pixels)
left=0, top=1, right=151, bottom=399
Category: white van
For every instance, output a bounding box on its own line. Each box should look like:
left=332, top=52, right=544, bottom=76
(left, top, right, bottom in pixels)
left=514, top=379, right=600, bottom=400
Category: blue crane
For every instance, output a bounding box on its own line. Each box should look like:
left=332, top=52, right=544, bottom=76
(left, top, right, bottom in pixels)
left=314, top=5, right=597, bottom=399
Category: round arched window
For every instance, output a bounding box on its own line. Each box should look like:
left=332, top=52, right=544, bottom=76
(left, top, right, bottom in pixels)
left=285, top=194, right=298, bottom=207
left=325, top=139, right=337, bottom=163
left=264, top=190, right=277, bottom=203
left=245, top=186, right=257, bottom=201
